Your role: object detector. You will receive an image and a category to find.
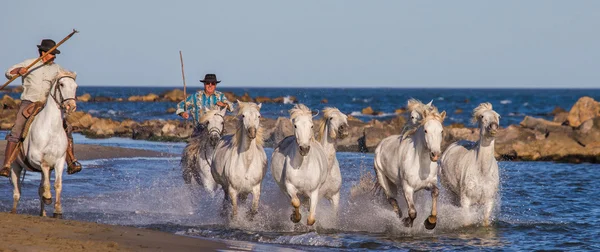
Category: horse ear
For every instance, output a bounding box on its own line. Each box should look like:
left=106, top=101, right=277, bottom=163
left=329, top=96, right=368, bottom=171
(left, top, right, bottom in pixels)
left=440, top=111, right=447, bottom=121
left=426, top=100, right=433, bottom=106
left=236, top=99, right=241, bottom=104
left=219, top=107, right=227, bottom=115
left=204, top=107, right=210, bottom=113
left=257, top=103, right=262, bottom=109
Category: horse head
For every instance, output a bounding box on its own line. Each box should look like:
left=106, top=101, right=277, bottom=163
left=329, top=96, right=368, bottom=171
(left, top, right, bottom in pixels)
left=421, top=108, right=446, bottom=162
left=321, top=107, right=349, bottom=140
left=472, top=102, right=500, bottom=138
left=52, top=71, right=78, bottom=114
left=290, top=104, right=314, bottom=156
left=201, top=106, right=227, bottom=146
left=236, top=100, right=262, bottom=140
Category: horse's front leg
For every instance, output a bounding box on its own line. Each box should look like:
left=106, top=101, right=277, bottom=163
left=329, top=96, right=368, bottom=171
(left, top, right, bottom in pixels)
left=53, top=159, right=66, bottom=219
left=246, top=184, right=261, bottom=221
left=228, top=186, right=238, bottom=218
left=39, top=162, right=52, bottom=217
left=401, top=185, right=416, bottom=228
left=483, top=200, right=494, bottom=227
left=10, top=165, right=22, bottom=214
left=424, top=185, right=439, bottom=230
left=307, top=190, right=319, bottom=226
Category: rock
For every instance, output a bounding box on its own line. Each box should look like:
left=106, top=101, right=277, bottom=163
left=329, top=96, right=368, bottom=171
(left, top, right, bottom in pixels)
left=273, top=96, right=297, bottom=104
left=120, top=119, right=138, bottom=129
left=1, top=95, right=18, bottom=109
left=566, top=96, right=600, bottom=127
left=11, top=86, right=23, bottom=93
left=161, top=89, right=186, bottom=102
left=448, top=123, right=465, bottom=128
left=394, top=108, right=406, bottom=114
left=455, top=109, right=463, bottom=114
left=166, top=107, right=177, bottom=113
left=84, top=118, right=121, bottom=138
left=520, top=116, right=572, bottom=134
left=223, top=92, right=237, bottom=102
left=362, top=106, right=375, bottom=115
left=77, top=93, right=92, bottom=102
left=128, top=93, right=159, bottom=102
left=0, top=122, right=14, bottom=130
left=93, top=96, right=114, bottom=102
left=573, top=117, right=600, bottom=147
left=321, top=99, right=328, bottom=104
left=115, top=98, right=124, bottom=102
left=66, top=111, right=97, bottom=129
left=239, top=93, right=254, bottom=102
left=553, top=112, right=569, bottom=124
left=550, top=106, right=567, bottom=115
left=255, top=97, right=273, bottom=103
left=464, top=99, right=470, bottom=103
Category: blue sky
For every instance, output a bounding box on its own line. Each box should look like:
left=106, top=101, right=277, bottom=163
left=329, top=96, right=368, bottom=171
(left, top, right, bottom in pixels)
left=1, top=1, right=599, bottom=88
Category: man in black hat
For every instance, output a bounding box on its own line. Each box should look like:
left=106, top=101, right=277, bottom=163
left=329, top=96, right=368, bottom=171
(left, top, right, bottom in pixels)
left=175, top=73, right=233, bottom=124
left=1, top=39, right=82, bottom=177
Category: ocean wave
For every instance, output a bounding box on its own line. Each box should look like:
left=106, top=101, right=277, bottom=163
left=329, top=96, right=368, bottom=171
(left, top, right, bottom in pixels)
left=352, top=98, right=373, bottom=103
left=500, top=100, right=512, bottom=104
left=350, top=111, right=396, bottom=118
left=283, top=96, right=294, bottom=104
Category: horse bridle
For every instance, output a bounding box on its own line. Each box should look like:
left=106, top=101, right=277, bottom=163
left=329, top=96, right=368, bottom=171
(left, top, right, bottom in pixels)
left=50, top=76, right=76, bottom=110
left=207, top=113, right=225, bottom=137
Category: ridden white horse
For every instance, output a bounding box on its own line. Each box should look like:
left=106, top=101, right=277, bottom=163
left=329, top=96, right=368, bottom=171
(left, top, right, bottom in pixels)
left=211, top=101, right=267, bottom=219
left=316, top=107, right=349, bottom=215
left=270, top=104, right=328, bottom=226
left=373, top=100, right=446, bottom=229
left=440, top=102, right=500, bottom=226
left=10, top=70, right=78, bottom=218
left=181, top=107, right=227, bottom=194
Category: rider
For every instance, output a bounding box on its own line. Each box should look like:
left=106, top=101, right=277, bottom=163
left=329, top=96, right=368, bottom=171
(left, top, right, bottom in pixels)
left=1, top=39, right=82, bottom=177
left=175, top=73, right=233, bottom=125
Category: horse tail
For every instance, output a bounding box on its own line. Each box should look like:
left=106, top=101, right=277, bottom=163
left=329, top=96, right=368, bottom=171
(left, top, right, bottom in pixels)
left=181, top=134, right=203, bottom=184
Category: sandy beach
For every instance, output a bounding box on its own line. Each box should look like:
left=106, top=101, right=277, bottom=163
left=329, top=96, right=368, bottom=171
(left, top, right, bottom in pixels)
left=0, top=141, right=231, bottom=252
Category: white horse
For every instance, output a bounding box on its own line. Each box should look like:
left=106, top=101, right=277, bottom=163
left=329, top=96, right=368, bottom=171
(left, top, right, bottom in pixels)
left=211, top=101, right=267, bottom=219
left=316, top=107, right=349, bottom=214
left=270, top=104, right=328, bottom=226
left=10, top=70, right=78, bottom=218
left=373, top=100, right=446, bottom=229
left=440, top=102, right=500, bottom=226
left=181, top=107, right=226, bottom=194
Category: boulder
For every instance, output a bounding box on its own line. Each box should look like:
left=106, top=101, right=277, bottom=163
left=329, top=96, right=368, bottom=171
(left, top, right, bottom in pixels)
left=166, top=107, right=177, bottom=113
left=66, top=111, right=97, bottom=129
left=93, top=96, right=114, bottom=102
left=84, top=118, right=121, bottom=138
left=321, top=99, right=328, bottom=104
left=454, top=109, right=463, bottom=114
left=77, top=93, right=92, bottom=102
left=566, top=96, right=600, bottom=127
left=394, top=108, right=406, bottom=114
left=128, top=93, right=159, bottom=102
left=255, top=96, right=273, bottom=103
left=161, top=89, right=186, bottom=102
left=362, top=106, right=374, bottom=115
left=520, top=116, right=572, bottom=134
left=1, top=95, right=18, bottom=109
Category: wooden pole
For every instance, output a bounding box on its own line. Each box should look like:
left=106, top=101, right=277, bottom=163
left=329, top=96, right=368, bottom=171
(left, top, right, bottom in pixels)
left=1, top=29, right=79, bottom=90
left=179, top=50, right=187, bottom=111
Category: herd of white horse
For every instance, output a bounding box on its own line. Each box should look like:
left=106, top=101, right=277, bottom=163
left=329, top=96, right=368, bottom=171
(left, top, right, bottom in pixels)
left=7, top=71, right=500, bottom=230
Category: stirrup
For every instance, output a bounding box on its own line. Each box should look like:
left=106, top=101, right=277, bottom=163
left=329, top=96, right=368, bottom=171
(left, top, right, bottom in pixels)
left=0, top=166, right=10, bottom=177
left=67, top=160, right=82, bottom=175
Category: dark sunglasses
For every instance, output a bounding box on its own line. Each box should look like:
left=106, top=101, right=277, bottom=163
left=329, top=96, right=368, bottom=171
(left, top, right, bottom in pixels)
left=204, top=82, right=216, bottom=86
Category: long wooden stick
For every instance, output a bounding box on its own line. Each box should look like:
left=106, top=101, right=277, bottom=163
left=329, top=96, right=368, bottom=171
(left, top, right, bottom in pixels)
left=179, top=50, right=187, bottom=111
left=1, top=29, right=79, bottom=90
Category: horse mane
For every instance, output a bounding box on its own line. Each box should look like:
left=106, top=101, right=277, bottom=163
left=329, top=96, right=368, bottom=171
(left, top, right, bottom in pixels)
left=233, top=101, right=264, bottom=147
left=199, top=108, right=220, bottom=124
left=289, top=104, right=312, bottom=121
left=317, top=107, right=340, bottom=142
left=471, top=102, right=500, bottom=125
left=402, top=99, right=445, bottom=138
left=53, top=70, right=77, bottom=82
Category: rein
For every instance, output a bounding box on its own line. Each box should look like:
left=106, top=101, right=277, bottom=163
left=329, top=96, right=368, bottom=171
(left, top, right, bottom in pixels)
left=50, top=76, right=76, bottom=111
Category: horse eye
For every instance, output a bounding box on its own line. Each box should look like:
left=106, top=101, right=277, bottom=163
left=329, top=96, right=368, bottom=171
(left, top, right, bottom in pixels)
left=424, top=130, right=428, bottom=134
left=60, top=83, right=64, bottom=87
left=480, top=115, right=484, bottom=119
left=242, top=115, right=245, bottom=118
left=294, top=125, right=297, bottom=128
left=311, top=125, right=314, bottom=128
left=258, top=115, right=261, bottom=118
left=330, top=117, right=333, bottom=120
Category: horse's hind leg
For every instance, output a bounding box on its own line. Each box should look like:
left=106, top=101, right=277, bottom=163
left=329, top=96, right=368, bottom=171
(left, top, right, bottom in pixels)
left=53, top=160, right=65, bottom=219
left=330, top=192, right=340, bottom=216
left=424, top=185, right=439, bottom=230
left=10, top=165, right=22, bottom=214
left=401, top=185, right=416, bottom=228
left=375, top=170, right=401, bottom=218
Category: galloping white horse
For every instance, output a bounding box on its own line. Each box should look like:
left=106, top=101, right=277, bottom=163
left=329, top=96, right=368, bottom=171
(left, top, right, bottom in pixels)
left=440, top=102, right=500, bottom=226
left=270, top=104, right=328, bottom=226
left=211, top=101, right=267, bottom=219
left=316, top=107, right=349, bottom=214
left=181, top=107, right=226, bottom=194
left=10, top=70, right=78, bottom=218
left=373, top=100, right=446, bottom=229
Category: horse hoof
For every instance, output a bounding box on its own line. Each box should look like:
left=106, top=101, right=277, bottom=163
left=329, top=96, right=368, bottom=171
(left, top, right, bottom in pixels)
left=10, top=209, right=16, bottom=214
left=43, top=197, right=52, bottom=205
left=53, top=213, right=63, bottom=219
left=424, top=216, right=437, bottom=230
left=290, top=213, right=301, bottom=223
left=307, top=218, right=316, bottom=226
left=402, top=217, right=413, bottom=228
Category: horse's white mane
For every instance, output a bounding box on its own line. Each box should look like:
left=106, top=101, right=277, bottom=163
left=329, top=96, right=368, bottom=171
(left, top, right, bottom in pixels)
left=402, top=99, right=445, bottom=138
left=53, top=70, right=77, bottom=81
left=318, top=107, right=342, bottom=142
left=471, top=102, right=500, bottom=125
left=236, top=101, right=261, bottom=116
left=289, top=104, right=312, bottom=121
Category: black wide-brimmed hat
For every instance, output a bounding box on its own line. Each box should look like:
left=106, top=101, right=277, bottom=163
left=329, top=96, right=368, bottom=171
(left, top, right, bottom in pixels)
left=200, top=74, right=221, bottom=84
left=37, top=39, right=60, bottom=55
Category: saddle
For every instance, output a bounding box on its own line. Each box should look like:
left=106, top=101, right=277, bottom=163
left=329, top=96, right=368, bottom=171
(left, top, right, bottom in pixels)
left=20, top=101, right=45, bottom=140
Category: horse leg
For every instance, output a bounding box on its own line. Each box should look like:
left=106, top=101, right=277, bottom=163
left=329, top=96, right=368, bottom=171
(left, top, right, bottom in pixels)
left=307, top=190, right=319, bottom=226
left=376, top=171, right=401, bottom=219
left=247, top=184, right=261, bottom=221
left=53, top=160, right=65, bottom=219
left=220, top=187, right=230, bottom=217
left=483, top=200, right=494, bottom=227
left=228, top=186, right=238, bottom=218
left=330, top=192, right=340, bottom=217
left=460, top=195, right=472, bottom=226
left=401, top=185, right=416, bottom=228
left=39, top=162, right=52, bottom=217
left=424, top=185, right=439, bottom=230
left=10, top=165, right=22, bottom=214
